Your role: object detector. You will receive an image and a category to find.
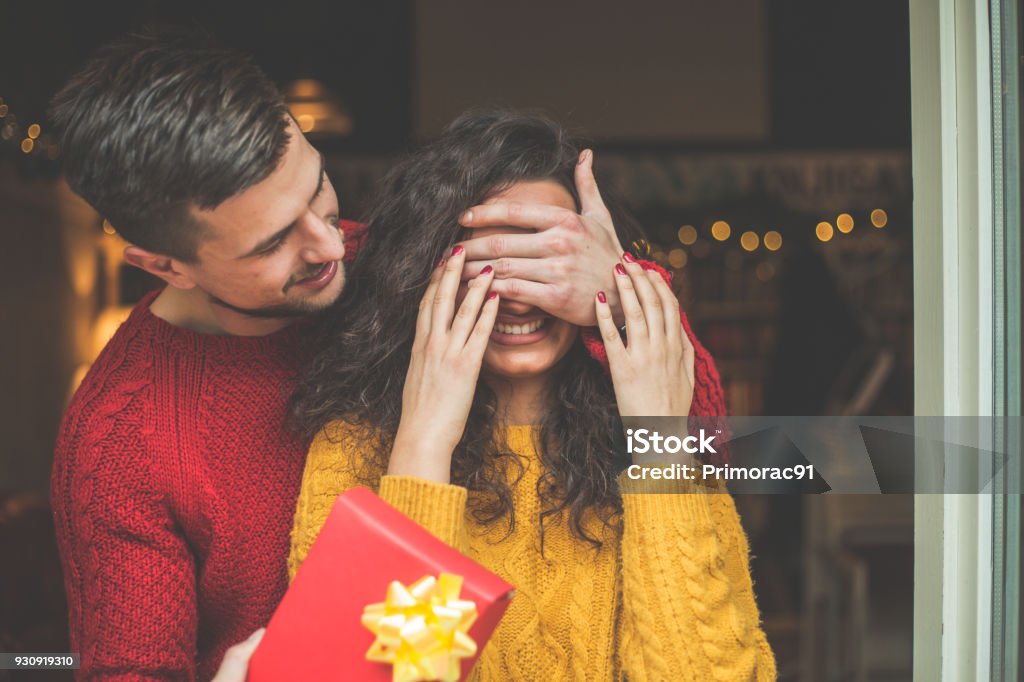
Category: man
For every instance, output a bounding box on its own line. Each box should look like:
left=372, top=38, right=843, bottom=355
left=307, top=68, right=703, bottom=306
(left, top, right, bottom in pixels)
left=51, top=28, right=726, bottom=680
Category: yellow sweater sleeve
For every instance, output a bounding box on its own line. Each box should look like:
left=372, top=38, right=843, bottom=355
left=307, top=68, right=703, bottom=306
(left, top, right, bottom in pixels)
left=288, top=425, right=468, bottom=583
left=615, top=472, right=777, bottom=681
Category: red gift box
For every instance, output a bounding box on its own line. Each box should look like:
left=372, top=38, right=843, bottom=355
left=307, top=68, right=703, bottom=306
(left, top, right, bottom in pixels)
left=248, top=486, right=515, bottom=681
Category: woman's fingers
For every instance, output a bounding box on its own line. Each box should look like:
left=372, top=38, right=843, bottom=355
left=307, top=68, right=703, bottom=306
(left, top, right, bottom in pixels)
left=594, top=290, right=626, bottom=363
left=464, top=291, right=501, bottom=356
left=648, top=270, right=683, bottom=347
left=450, top=265, right=495, bottom=347
left=432, top=246, right=466, bottom=335
left=415, top=258, right=446, bottom=348
left=613, top=262, right=647, bottom=346
left=622, top=258, right=664, bottom=346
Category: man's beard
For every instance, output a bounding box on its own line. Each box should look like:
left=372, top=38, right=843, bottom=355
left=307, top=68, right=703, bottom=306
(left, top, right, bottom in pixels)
left=206, top=261, right=343, bottom=319
left=207, top=291, right=337, bottom=320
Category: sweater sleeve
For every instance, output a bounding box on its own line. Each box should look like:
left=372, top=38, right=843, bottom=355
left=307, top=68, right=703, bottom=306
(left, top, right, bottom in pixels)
left=614, top=472, right=777, bottom=681
left=52, top=418, right=198, bottom=680
left=289, top=427, right=468, bottom=582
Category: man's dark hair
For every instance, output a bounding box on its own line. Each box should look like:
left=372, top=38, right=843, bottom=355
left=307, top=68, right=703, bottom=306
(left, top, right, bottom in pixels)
left=49, top=27, right=291, bottom=262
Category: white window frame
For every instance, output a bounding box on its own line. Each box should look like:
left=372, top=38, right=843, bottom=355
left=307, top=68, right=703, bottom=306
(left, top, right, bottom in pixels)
left=910, top=0, right=995, bottom=679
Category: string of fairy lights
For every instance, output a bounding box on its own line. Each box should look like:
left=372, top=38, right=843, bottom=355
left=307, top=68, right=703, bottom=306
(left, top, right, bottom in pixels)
left=0, top=96, right=60, bottom=161
left=644, top=208, right=891, bottom=278
left=2, top=91, right=893, bottom=272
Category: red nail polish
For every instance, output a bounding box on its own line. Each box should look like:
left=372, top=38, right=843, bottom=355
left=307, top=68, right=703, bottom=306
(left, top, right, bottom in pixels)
left=480, top=265, right=493, bottom=275
left=451, top=245, right=464, bottom=257
left=487, top=291, right=498, bottom=300
left=615, top=263, right=627, bottom=276
left=622, top=251, right=637, bottom=263
left=597, top=291, right=607, bottom=303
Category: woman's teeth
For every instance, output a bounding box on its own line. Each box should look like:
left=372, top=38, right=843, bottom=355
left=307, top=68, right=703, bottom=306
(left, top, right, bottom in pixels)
left=495, top=319, right=545, bottom=335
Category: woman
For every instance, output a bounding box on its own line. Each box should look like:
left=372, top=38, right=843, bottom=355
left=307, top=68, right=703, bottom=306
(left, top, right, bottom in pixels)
left=289, top=110, right=776, bottom=680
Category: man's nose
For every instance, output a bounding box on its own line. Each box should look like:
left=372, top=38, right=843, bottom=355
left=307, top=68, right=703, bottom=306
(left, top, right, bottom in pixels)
left=297, top=211, right=344, bottom=263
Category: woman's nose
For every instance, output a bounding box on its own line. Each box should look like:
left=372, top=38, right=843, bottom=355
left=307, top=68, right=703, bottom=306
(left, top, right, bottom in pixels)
left=499, top=300, right=535, bottom=316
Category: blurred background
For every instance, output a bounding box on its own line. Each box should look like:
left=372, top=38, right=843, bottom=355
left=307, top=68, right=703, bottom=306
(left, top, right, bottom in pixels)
left=0, top=1, right=914, bottom=679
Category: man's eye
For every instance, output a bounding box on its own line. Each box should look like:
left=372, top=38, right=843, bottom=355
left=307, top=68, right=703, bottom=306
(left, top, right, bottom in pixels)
left=259, top=239, right=285, bottom=256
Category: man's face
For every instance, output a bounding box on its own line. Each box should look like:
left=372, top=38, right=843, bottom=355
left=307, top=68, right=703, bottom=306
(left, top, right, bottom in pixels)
left=179, top=118, right=346, bottom=319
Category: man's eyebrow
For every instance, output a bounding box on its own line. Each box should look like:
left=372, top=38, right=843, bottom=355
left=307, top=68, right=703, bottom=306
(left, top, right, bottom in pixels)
left=311, top=152, right=326, bottom=201
left=241, top=153, right=327, bottom=259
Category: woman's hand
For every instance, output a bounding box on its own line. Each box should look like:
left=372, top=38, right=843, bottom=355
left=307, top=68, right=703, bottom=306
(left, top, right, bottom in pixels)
left=211, top=628, right=264, bottom=682
left=389, top=246, right=499, bottom=484
left=594, top=255, right=695, bottom=418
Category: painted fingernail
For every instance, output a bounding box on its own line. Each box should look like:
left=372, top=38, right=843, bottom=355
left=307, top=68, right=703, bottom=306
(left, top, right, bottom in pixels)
left=615, top=263, right=627, bottom=276
left=480, top=265, right=493, bottom=275
left=578, top=149, right=590, bottom=165
left=451, top=245, right=464, bottom=257
left=462, top=210, right=474, bottom=222
left=597, top=291, right=607, bottom=303
left=487, top=291, right=499, bottom=300
left=622, top=251, right=637, bottom=263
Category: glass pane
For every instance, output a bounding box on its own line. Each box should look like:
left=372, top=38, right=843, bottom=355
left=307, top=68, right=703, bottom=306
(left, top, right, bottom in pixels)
left=991, top=0, right=1022, bottom=677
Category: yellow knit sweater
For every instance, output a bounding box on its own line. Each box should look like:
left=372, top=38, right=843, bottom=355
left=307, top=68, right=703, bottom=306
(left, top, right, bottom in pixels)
left=289, top=424, right=777, bottom=681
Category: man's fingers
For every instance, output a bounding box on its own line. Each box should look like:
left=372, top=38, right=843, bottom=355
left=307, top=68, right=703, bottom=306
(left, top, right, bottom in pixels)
left=594, top=291, right=626, bottom=362
left=484, top=278, right=551, bottom=311
left=450, top=266, right=495, bottom=347
left=459, top=202, right=574, bottom=232
left=574, top=149, right=612, bottom=223
left=211, top=629, right=265, bottom=682
left=458, top=232, right=553, bottom=262
left=432, top=247, right=466, bottom=335
left=460, top=256, right=560, bottom=283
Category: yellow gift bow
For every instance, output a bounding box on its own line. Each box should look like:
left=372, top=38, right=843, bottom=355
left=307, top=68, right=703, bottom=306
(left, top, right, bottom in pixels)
left=361, top=572, right=478, bottom=682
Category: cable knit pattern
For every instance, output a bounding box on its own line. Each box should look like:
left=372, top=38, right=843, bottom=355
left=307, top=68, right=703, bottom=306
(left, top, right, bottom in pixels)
left=289, top=425, right=776, bottom=681
left=52, top=290, right=314, bottom=681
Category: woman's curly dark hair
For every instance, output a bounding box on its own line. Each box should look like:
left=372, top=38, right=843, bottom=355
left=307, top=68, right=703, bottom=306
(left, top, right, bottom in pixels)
left=292, top=109, right=647, bottom=548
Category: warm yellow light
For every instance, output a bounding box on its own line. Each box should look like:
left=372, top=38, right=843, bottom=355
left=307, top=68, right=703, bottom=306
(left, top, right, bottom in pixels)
left=816, top=221, right=834, bottom=242
left=836, top=213, right=854, bottom=233
left=740, top=231, right=759, bottom=252
left=711, top=220, right=731, bottom=241
left=631, top=238, right=651, bottom=257
left=755, top=262, right=776, bottom=283
left=0, top=104, right=8, bottom=117
left=764, top=230, right=783, bottom=251
left=20, top=138, right=33, bottom=153
left=871, top=208, right=888, bottom=228
left=668, top=248, right=688, bottom=268
left=27, top=123, right=40, bottom=139
left=650, top=249, right=666, bottom=264
left=677, top=225, right=697, bottom=245
left=102, top=220, right=116, bottom=235
left=296, top=114, right=315, bottom=133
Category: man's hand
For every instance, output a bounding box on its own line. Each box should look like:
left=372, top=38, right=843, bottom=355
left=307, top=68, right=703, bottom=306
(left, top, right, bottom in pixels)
left=458, top=149, right=625, bottom=326
left=211, top=628, right=265, bottom=682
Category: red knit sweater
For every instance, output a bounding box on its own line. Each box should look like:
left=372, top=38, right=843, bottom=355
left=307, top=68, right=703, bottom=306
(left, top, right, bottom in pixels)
left=51, top=232, right=726, bottom=680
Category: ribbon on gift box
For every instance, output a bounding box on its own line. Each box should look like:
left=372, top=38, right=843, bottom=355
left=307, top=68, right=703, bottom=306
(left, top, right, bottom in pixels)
left=361, top=572, right=479, bottom=682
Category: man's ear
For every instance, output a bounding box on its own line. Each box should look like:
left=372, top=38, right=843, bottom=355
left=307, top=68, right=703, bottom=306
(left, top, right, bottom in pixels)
left=123, top=246, right=197, bottom=290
